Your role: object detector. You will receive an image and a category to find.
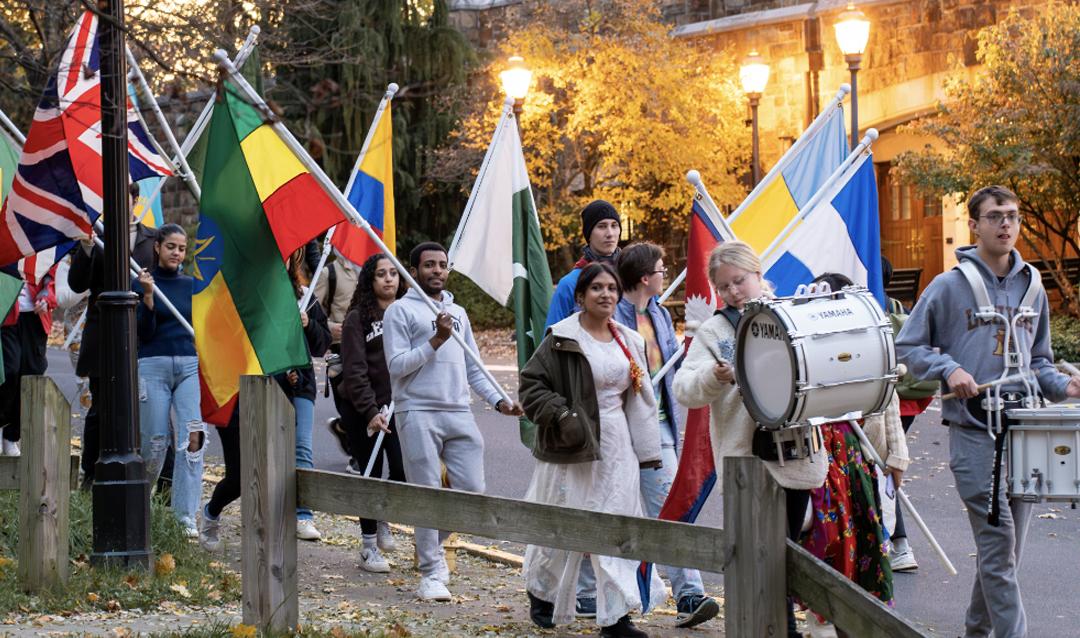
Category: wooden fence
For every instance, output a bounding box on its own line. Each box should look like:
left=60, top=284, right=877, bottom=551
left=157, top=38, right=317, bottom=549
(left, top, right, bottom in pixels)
left=239, top=375, right=929, bottom=636
left=0, top=376, right=79, bottom=593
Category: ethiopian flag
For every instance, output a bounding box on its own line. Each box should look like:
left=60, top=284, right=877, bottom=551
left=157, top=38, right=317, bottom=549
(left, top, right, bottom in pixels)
left=0, top=126, right=18, bottom=204
left=191, top=82, right=346, bottom=424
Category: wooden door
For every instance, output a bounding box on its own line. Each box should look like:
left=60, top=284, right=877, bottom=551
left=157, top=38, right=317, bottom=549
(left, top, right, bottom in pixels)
left=876, top=163, right=943, bottom=296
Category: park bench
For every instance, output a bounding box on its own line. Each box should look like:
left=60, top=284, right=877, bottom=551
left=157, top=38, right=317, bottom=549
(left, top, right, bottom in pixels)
left=886, top=267, right=922, bottom=308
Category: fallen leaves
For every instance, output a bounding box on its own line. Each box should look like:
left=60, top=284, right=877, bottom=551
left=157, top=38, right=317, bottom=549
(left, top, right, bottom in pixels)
left=230, top=624, right=257, bottom=638
left=169, top=583, right=191, bottom=599
left=154, top=553, right=176, bottom=576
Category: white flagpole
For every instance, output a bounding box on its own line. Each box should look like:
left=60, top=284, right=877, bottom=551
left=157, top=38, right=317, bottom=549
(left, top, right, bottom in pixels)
left=847, top=419, right=958, bottom=576
left=125, top=48, right=200, bottom=200
left=122, top=28, right=261, bottom=224
left=301, top=82, right=399, bottom=312
left=63, top=306, right=88, bottom=351
left=214, top=51, right=513, bottom=406
left=447, top=98, right=515, bottom=266
left=726, top=84, right=850, bottom=225
left=0, top=108, right=26, bottom=145
left=758, top=129, right=879, bottom=267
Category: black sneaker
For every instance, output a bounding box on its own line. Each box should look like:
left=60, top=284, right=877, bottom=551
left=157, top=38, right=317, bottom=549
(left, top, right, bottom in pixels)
left=599, top=615, right=648, bottom=638
left=327, top=417, right=350, bottom=457
left=528, top=591, right=555, bottom=629
left=675, top=593, right=720, bottom=628
left=575, top=596, right=597, bottom=618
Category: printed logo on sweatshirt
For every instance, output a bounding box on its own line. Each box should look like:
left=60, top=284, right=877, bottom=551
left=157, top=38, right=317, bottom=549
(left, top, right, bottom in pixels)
left=962, top=306, right=1035, bottom=357
left=430, top=315, right=463, bottom=334
left=366, top=321, right=384, bottom=343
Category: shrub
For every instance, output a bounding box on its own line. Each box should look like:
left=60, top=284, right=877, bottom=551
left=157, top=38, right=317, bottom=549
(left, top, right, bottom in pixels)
left=446, top=271, right=514, bottom=330
left=1051, top=315, right=1080, bottom=365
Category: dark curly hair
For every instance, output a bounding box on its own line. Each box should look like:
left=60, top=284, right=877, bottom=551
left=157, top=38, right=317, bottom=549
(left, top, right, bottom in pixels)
left=348, top=252, right=406, bottom=325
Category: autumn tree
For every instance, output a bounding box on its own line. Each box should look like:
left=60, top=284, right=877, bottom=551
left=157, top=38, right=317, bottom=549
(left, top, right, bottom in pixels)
left=895, top=3, right=1080, bottom=315
left=434, top=0, right=750, bottom=270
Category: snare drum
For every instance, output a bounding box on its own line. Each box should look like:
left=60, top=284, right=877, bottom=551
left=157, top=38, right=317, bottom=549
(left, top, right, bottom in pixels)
left=1007, top=405, right=1080, bottom=503
left=735, top=287, right=898, bottom=429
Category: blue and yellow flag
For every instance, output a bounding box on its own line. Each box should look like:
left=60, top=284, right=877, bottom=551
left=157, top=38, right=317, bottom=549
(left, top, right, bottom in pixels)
left=332, top=101, right=395, bottom=263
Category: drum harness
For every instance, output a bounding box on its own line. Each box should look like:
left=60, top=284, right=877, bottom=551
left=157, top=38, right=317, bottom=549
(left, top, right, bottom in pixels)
left=955, top=260, right=1044, bottom=526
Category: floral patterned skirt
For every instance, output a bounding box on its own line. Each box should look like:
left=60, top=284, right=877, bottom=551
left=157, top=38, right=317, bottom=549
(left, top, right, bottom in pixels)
left=799, top=421, right=893, bottom=607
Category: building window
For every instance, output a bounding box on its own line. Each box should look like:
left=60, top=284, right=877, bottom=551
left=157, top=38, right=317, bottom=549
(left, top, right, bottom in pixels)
left=900, top=185, right=911, bottom=220
left=923, top=195, right=942, bottom=217
left=890, top=182, right=900, bottom=221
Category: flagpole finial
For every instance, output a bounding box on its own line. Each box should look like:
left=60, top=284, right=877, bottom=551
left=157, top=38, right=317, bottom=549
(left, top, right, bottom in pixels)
left=212, top=49, right=230, bottom=68
left=863, top=128, right=879, bottom=144
left=386, top=83, right=399, bottom=98
left=686, top=170, right=702, bottom=186
left=249, top=25, right=261, bottom=36
left=837, top=83, right=851, bottom=98
left=503, top=96, right=516, bottom=108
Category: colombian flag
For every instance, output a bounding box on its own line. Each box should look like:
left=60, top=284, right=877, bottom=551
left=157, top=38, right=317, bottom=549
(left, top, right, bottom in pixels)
left=332, top=103, right=395, bottom=263
left=727, top=105, right=848, bottom=256
left=190, top=82, right=346, bottom=424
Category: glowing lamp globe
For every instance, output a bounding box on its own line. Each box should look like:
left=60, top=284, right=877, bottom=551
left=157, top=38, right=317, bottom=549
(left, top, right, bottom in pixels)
left=499, top=56, right=532, bottom=100
left=739, top=51, right=770, bottom=97
left=834, top=3, right=870, bottom=57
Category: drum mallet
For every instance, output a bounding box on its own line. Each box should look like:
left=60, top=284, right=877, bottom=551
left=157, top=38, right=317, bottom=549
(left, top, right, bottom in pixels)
left=940, top=374, right=1028, bottom=401
left=847, top=419, right=959, bottom=576
left=1058, top=361, right=1080, bottom=377
left=363, top=403, right=393, bottom=478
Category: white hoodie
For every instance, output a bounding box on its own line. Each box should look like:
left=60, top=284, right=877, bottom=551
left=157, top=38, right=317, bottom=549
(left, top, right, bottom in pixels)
left=382, top=287, right=503, bottom=412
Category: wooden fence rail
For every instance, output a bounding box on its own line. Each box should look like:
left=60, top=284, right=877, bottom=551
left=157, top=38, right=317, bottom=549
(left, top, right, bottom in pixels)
left=240, top=375, right=928, bottom=637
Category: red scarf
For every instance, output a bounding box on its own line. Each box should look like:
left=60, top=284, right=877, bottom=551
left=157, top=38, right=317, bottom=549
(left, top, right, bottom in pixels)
left=607, top=320, right=643, bottom=394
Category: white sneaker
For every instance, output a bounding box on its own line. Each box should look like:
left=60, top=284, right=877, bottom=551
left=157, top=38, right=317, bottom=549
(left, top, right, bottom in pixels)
left=199, top=506, right=222, bottom=551
left=434, top=553, right=450, bottom=585
left=890, top=547, right=919, bottom=572
left=1, top=438, right=20, bottom=457
left=359, top=547, right=390, bottom=573
left=377, top=521, right=396, bottom=552
left=417, top=575, right=451, bottom=601
left=297, top=519, right=322, bottom=541
left=183, top=526, right=199, bottom=539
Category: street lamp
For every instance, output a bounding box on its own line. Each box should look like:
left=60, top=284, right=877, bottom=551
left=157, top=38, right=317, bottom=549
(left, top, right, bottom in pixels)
left=834, top=2, right=870, bottom=149
left=740, top=50, right=769, bottom=186
left=499, top=55, right=531, bottom=142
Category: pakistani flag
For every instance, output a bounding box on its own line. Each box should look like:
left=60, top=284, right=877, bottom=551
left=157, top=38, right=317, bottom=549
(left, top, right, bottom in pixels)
left=448, top=100, right=553, bottom=448
left=0, top=126, right=19, bottom=204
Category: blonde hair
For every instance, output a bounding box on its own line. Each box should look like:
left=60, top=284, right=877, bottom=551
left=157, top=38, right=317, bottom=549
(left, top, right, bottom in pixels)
left=707, top=241, right=761, bottom=284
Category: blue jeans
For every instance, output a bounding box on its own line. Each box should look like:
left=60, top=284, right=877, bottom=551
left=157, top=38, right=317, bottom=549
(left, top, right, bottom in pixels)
left=639, top=440, right=706, bottom=600
left=294, top=397, right=314, bottom=521
left=138, top=355, right=205, bottom=528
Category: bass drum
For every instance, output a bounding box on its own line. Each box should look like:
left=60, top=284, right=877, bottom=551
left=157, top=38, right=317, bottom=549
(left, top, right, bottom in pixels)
left=735, top=287, right=898, bottom=429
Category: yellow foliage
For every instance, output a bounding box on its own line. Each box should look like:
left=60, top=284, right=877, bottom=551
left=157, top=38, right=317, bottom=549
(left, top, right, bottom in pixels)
left=444, top=0, right=749, bottom=253
left=230, top=624, right=257, bottom=638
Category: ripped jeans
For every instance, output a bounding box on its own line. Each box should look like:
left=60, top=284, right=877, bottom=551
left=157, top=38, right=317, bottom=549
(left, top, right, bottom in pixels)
left=138, top=355, right=205, bottom=528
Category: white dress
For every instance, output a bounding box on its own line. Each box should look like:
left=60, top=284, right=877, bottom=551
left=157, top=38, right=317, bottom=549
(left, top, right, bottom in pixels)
left=523, top=330, right=666, bottom=627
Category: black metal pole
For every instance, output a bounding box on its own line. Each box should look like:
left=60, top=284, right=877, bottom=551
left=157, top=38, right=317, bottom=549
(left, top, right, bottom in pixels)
left=846, top=54, right=862, bottom=150
left=749, top=93, right=761, bottom=186
left=91, top=0, right=151, bottom=569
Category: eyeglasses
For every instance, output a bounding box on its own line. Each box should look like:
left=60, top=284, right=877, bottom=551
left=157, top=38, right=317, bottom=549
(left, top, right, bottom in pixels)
left=651, top=268, right=668, bottom=275
left=978, top=212, right=1022, bottom=226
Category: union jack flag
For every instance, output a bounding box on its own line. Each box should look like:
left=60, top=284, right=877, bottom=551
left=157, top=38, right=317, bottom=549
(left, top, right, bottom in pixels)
left=0, top=9, right=171, bottom=267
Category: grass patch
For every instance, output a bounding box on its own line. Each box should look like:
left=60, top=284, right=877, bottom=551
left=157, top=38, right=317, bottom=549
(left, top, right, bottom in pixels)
left=0, top=489, right=240, bottom=618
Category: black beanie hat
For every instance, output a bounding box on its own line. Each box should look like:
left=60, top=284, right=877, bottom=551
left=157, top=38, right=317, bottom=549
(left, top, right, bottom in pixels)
left=581, top=199, right=620, bottom=241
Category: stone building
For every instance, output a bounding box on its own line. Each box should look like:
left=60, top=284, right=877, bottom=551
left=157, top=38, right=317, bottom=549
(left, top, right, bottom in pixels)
left=449, top=0, right=1052, bottom=295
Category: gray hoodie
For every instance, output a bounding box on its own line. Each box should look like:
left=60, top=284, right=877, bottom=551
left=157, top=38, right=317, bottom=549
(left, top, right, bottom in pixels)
left=382, top=287, right=503, bottom=413
left=895, top=245, right=1069, bottom=428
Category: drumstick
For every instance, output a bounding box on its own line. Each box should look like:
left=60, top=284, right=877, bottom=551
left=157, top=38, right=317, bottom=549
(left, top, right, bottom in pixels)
left=940, top=374, right=1027, bottom=401
left=847, top=420, right=959, bottom=576
left=1058, top=360, right=1080, bottom=377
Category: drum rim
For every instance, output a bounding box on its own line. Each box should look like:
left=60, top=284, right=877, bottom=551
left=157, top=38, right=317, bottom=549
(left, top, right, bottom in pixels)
left=735, top=300, right=798, bottom=428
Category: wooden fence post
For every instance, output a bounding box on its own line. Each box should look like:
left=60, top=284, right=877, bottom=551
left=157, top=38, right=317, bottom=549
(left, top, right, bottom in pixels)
left=240, top=375, right=298, bottom=632
left=16, top=376, right=72, bottom=592
left=724, top=456, right=787, bottom=636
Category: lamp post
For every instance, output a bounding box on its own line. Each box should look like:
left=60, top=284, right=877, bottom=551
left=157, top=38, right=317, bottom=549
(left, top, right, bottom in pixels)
left=740, top=50, right=769, bottom=186
left=499, top=55, right=532, bottom=143
left=92, top=0, right=151, bottom=568
left=834, top=2, right=870, bottom=150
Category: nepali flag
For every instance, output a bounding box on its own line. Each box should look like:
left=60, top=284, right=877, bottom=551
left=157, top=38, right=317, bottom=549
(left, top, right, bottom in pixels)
left=638, top=197, right=723, bottom=608
left=0, top=9, right=171, bottom=266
